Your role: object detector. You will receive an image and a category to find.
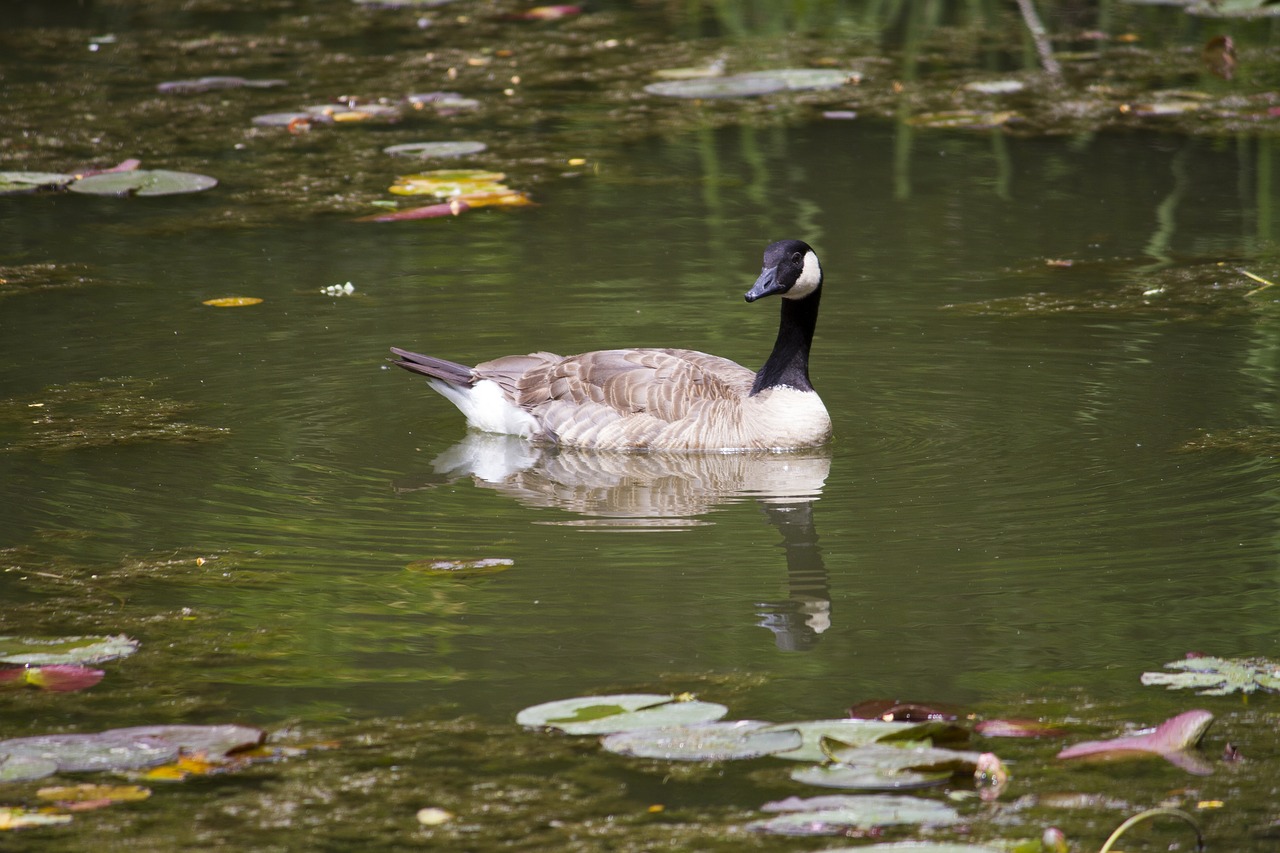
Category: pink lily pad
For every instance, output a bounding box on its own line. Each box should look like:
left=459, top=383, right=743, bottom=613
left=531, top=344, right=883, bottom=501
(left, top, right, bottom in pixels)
left=1057, top=709, right=1214, bottom=775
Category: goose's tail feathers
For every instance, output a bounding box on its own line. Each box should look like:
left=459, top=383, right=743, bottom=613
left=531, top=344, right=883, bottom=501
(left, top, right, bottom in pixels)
left=390, top=347, right=475, bottom=387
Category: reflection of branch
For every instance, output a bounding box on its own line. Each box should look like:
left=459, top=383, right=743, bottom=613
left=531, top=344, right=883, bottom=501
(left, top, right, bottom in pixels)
left=1014, top=0, right=1061, bottom=78
left=1143, top=145, right=1191, bottom=266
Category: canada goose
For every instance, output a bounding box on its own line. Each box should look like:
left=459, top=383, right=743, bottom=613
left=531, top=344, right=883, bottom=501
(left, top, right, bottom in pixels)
left=390, top=238, right=831, bottom=452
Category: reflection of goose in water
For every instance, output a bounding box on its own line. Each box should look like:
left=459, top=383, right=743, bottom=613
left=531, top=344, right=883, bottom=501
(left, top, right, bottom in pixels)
left=397, top=433, right=834, bottom=651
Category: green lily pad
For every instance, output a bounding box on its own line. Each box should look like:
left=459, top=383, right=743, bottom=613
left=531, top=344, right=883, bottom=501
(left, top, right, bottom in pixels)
left=759, top=719, right=925, bottom=762
left=68, top=169, right=217, bottom=197
left=737, top=68, right=855, bottom=91
left=748, top=793, right=962, bottom=836
left=252, top=111, right=332, bottom=127
left=0, top=634, right=139, bottom=665
left=517, top=693, right=727, bottom=735
left=826, top=742, right=989, bottom=772
left=0, top=171, right=75, bottom=195
left=600, top=720, right=801, bottom=760
left=1141, top=655, right=1280, bottom=695
left=390, top=169, right=509, bottom=198
left=384, top=141, right=487, bottom=158
left=790, top=763, right=951, bottom=791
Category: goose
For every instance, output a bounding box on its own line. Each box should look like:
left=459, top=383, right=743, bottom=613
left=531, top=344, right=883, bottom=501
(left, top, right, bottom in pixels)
left=390, top=238, right=831, bottom=452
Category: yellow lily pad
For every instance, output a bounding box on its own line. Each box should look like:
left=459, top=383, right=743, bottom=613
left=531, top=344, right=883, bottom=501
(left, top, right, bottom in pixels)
left=390, top=170, right=507, bottom=198
left=202, top=296, right=264, bottom=307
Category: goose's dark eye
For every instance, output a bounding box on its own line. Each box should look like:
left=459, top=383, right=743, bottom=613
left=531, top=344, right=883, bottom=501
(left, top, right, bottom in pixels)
left=791, top=252, right=802, bottom=264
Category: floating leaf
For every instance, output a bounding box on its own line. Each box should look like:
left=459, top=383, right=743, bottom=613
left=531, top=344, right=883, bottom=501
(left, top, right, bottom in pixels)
left=503, top=5, right=582, bottom=20
left=0, top=171, right=74, bottom=195
left=0, top=807, right=73, bottom=830
left=68, top=169, right=217, bottom=197
left=0, top=664, right=105, bottom=692
left=384, top=141, right=487, bottom=158
left=1057, top=709, right=1214, bottom=775
left=909, top=110, right=1018, bottom=129
left=748, top=793, right=962, bottom=836
left=600, top=720, right=801, bottom=760
left=790, top=763, right=950, bottom=791
left=454, top=189, right=534, bottom=208
left=644, top=68, right=852, bottom=99
left=0, top=634, right=139, bottom=665
left=406, top=557, right=513, bottom=576
left=403, top=92, right=480, bottom=111
left=644, top=76, right=787, bottom=99
left=252, top=111, right=331, bottom=127
left=848, top=700, right=959, bottom=722
left=36, top=784, right=151, bottom=805
left=390, top=170, right=508, bottom=198
left=836, top=843, right=1008, bottom=852
left=0, top=724, right=264, bottom=782
left=974, top=718, right=1068, bottom=738
left=157, top=76, right=287, bottom=94
left=759, top=719, right=926, bottom=762
left=356, top=200, right=470, bottom=222
left=202, top=296, right=264, bottom=307
left=518, top=693, right=727, bottom=735
left=1141, top=655, right=1280, bottom=695
left=963, top=79, right=1026, bottom=94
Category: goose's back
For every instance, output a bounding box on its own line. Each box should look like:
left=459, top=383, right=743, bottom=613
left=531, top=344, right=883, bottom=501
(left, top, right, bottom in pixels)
left=474, top=347, right=790, bottom=450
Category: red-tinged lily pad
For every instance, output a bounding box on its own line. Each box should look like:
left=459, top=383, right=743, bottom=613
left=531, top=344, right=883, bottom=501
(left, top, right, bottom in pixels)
left=156, top=76, right=286, bottom=94
left=0, top=634, right=138, bottom=665
left=0, top=807, right=73, bottom=830
left=1057, top=709, right=1215, bottom=774
left=384, top=141, right=487, bottom=158
left=848, top=699, right=959, bottom=722
left=356, top=200, right=470, bottom=222
left=0, top=664, right=104, bottom=692
left=68, top=169, right=217, bottom=197
left=0, top=171, right=75, bottom=195
left=975, top=718, right=1068, bottom=738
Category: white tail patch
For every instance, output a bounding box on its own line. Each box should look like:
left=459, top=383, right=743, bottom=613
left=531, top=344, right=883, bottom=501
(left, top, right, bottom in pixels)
left=427, top=378, right=540, bottom=438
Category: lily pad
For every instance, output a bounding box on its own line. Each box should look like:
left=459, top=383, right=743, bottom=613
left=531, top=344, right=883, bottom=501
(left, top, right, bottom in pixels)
left=0, top=171, right=74, bottom=195
left=390, top=170, right=508, bottom=198
left=825, top=844, right=1007, bottom=852
left=748, top=793, right=962, bottom=836
left=0, top=806, right=73, bottom=829
left=963, top=79, right=1026, bottom=94
left=1141, top=655, right=1280, bottom=695
left=790, top=763, right=951, bottom=791
left=36, top=783, right=151, bottom=804
left=252, top=111, right=332, bottom=127
left=517, top=693, right=727, bottom=735
left=156, top=76, right=286, bottom=94
left=404, top=92, right=480, bottom=111
left=758, top=719, right=926, bottom=762
left=384, top=141, right=487, bottom=159
left=0, top=634, right=139, bottom=665
left=68, top=169, right=217, bottom=197
left=644, top=76, right=787, bottom=99
left=1057, top=709, right=1215, bottom=774
left=0, top=664, right=104, bottom=692
left=202, top=296, right=264, bottom=307
left=0, top=724, right=264, bottom=782
left=737, top=68, right=856, bottom=91
left=600, top=720, right=801, bottom=760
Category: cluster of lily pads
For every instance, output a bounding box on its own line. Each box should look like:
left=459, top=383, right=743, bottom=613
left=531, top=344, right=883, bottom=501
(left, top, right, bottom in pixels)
left=0, top=160, right=217, bottom=198
left=513, top=654, right=1279, bottom=849
left=0, top=634, right=299, bottom=831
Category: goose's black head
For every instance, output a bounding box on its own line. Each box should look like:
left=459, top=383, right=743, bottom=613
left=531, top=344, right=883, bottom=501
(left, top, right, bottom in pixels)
left=744, top=239, right=822, bottom=303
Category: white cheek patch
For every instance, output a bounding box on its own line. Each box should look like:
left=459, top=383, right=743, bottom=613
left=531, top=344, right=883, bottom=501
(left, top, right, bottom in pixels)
left=782, top=250, right=822, bottom=299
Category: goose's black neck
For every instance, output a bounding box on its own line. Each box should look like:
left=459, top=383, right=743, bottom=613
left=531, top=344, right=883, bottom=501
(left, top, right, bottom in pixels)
left=751, top=287, right=821, bottom=395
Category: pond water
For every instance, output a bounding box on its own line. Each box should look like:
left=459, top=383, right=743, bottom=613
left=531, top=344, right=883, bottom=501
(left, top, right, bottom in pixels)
left=3, top=2, right=1280, bottom=850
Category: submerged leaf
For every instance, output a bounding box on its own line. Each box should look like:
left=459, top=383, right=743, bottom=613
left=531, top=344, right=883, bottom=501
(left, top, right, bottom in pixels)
left=0, top=634, right=139, bottom=665
left=406, top=556, right=513, bottom=576
left=600, top=720, right=800, bottom=760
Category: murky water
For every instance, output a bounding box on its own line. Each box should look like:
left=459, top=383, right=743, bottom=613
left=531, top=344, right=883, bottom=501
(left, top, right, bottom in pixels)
left=3, top=3, right=1280, bottom=850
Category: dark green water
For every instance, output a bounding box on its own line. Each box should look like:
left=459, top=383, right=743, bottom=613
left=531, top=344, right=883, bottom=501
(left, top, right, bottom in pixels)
left=3, top=2, right=1280, bottom=849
